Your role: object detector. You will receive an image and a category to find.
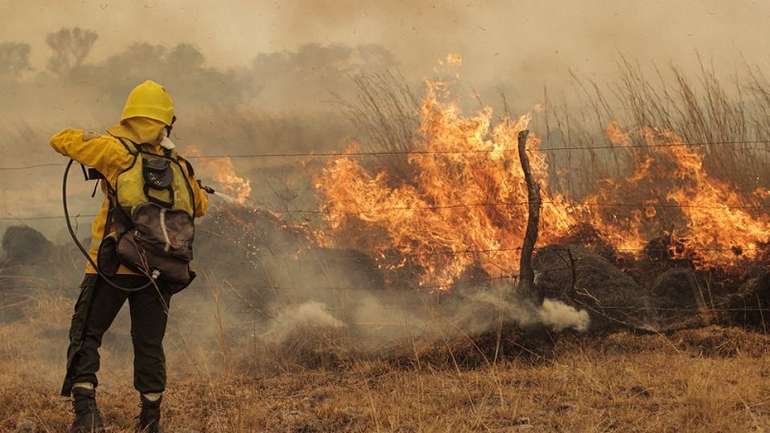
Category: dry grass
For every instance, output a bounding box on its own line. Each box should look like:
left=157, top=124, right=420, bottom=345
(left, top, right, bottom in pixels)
left=3, top=335, right=770, bottom=432
left=2, top=292, right=770, bottom=433
left=335, top=70, right=421, bottom=183
left=538, top=60, right=770, bottom=199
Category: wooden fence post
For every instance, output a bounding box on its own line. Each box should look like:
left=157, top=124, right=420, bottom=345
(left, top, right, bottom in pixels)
left=516, top=129, right=543, bottom=303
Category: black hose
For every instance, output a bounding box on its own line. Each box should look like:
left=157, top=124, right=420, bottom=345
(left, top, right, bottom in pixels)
left=63, top=159, right=152, bottom=292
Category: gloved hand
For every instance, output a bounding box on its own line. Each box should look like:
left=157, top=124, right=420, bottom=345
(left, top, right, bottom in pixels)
left=197, top=180, right=215, bottom=194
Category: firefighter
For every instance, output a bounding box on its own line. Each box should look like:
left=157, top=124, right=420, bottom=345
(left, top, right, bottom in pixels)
left=51, top=80, right=208, bottom=433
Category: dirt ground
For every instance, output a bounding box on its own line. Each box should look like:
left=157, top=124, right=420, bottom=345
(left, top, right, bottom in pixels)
left=1, top=291, right=770, bottom=433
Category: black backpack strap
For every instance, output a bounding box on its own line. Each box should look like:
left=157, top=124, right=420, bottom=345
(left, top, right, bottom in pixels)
left=113, top=136, right=139, bottom=155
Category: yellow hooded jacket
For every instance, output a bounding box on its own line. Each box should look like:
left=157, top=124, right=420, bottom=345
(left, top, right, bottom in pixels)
left=50, top=118, right=208, bottom=275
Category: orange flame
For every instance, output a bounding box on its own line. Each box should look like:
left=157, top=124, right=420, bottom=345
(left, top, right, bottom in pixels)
left=185, top=146, right=251, bottom=205
left=654, top=130, right=770, bottom=265
left=316, top=82, right=770, bottom=290
left=445, top=53, right=463, bottom=65
left=316, top=82, right=577, bottom=289
left=583, top=125, right=770, bottom=265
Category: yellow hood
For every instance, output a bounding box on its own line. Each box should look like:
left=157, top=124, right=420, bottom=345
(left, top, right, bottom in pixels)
left=107, top=117, right=167, bottom=148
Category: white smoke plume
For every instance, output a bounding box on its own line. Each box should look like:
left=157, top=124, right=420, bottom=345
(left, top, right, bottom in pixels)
left=538, top=299, right=590, bottom=332
left=259, top=301, right=346, bottom=344
left=257, top=286, right=590, bottom=350
left=467, top=291, right=590, bottom=333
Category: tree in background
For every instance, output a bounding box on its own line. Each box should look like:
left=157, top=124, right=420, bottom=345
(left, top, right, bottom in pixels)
left=0, top=42, right=31, bottom=77
left=95, top=42, right=246, bottom=106
left=45, top=27, right=98, bottom=75
left=250, top=43, right=398, bottom=110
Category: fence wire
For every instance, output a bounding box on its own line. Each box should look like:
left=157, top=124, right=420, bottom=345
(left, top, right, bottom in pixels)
left=2, top=137, right=770, bottom=172
left=3, top=199, right=770, bottom=222
left=0, top=137, right=767, bottom=271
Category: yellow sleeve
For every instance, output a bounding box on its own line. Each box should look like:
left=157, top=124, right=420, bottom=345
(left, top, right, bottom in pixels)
left=194, top=180, right=209, bottom=218
left=50, top=128, right=133, bottom=178
left=178, top=156, right=209, bottom=217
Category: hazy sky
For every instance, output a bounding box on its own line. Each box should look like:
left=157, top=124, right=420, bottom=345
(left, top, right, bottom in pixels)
left=3, top=0, right=770, bottom=86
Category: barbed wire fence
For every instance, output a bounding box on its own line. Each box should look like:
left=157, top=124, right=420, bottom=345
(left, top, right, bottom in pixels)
left=1, top=136, right=770, bottom=216
left=2, top=136, right=770, bottom=173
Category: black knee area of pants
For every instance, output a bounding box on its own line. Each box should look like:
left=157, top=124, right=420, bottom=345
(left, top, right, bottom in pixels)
left=62, top=275, right=171, bottom=396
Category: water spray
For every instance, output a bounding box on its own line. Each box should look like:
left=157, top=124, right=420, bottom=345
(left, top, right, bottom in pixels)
left=213, top=191, right=238, bottom=203
left=197, top=181, right=237, bottom=203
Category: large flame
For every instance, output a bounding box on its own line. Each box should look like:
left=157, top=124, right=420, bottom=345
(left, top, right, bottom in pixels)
left=593, top=126, right=770, bottom=266
left=316, top=82, right=577, bottom=289
left=315, top=83, right=770, bottom=290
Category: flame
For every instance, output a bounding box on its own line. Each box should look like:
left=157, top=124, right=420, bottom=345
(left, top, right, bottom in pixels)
left=316, top=82, right=577, bottom=289
left=583, top=126, right=770, bottom=266
left=315, top=80, right=770, bottom=290
left=445, top=53, right=463, bottom=65
left=656, top=130, right=770, bottom=265
left=186, top=146, right=251, bottom=205
left=606, top=120, right=632, bottom=146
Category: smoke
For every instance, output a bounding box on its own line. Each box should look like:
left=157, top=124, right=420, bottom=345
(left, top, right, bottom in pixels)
left=260, top=301, right=346, bottom=344
left=539, top=299, right=590, bottom=332
left=463, top=291, right=589, bottom=334
left=253, top=275, right=590, bottom=353
left=186, top=202, right=592, bottom=355
left=5, top=0, right=770, bottom=94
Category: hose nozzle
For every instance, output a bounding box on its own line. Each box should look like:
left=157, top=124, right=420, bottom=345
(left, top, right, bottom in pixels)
left=197, top=180, right=215, bottom=194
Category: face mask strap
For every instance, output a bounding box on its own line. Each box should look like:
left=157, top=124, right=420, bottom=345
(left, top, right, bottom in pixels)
left=165, top=116, right=177, bottom=137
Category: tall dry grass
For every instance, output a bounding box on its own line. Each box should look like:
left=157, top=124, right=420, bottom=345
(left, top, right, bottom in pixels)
left=546, top=59, right=770, bottom=198
left=337, top=61, right=770, bottom=201
left=335, top=70, right=421, bottom=183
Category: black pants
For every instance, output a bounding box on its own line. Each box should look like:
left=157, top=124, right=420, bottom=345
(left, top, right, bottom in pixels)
left=61, top=274, right=171, bottom=396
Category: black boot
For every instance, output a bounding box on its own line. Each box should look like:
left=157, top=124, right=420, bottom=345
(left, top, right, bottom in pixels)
left=69, top=387, right=105, bottom=433
left=137, top=394, right=163, bottom=433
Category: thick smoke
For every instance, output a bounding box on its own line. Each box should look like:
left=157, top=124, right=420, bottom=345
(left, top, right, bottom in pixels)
left=247, top=247, right=591, bottom=354
left=255, top=292, right=590, bottom=353
left=5, top=1, right=768, bottom=98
